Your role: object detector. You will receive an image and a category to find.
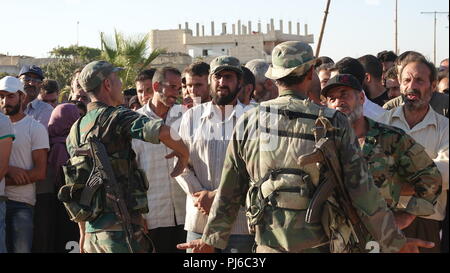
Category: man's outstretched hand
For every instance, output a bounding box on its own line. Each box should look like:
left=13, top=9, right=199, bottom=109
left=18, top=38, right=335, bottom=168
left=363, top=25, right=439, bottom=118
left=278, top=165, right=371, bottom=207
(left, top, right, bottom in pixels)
left=398, top=238, right=435, bottom=253
left=177, top=239, right=215, bottom=253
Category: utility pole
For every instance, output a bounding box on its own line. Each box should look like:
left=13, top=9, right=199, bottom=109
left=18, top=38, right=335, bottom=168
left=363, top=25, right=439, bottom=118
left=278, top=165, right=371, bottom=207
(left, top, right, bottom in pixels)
left=420, top=11, right=448, bottom=65
left=394, top=0, right=398, bottom=54
left=77, top=21, right=80, bottom=46
left=316, top=0, right=331, bottom=57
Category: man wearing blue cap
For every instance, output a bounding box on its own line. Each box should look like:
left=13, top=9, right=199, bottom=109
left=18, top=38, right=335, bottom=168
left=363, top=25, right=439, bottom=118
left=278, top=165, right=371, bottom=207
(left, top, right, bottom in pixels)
left=18, top=65, right=53, bottom=129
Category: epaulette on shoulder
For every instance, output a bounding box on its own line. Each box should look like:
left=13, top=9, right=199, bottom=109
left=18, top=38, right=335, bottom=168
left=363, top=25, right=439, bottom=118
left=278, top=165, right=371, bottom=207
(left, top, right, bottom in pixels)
left=321, top=107, right=337, bottom=119
left=375, top=120, right=406, bottom=135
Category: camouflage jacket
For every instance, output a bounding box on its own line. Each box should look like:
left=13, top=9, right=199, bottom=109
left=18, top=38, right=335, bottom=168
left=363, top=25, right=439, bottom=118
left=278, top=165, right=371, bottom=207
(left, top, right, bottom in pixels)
left=66, top=102, right=162, bottom=232
left=202, top=90, right=407, bottom=253
left=361, top=118, right=442, bottom=216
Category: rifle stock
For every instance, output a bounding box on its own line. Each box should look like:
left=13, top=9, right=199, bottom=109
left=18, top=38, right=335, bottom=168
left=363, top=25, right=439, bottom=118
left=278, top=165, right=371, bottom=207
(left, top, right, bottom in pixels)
left=298, top=137, right=368, bottom=252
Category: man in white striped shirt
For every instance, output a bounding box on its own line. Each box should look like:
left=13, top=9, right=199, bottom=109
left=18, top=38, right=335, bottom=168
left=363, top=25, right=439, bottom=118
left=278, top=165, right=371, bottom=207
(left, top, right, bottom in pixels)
left=176, top=56, right=255, bottom=253
left=132, top=67, right=187, bottom=253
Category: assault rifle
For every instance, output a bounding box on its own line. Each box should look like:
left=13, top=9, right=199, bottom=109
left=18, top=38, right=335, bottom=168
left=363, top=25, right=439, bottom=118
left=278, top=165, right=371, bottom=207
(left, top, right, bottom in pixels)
left=84, top=136, right=135, bottom=253
left=297, top=116, right=368, bottom=252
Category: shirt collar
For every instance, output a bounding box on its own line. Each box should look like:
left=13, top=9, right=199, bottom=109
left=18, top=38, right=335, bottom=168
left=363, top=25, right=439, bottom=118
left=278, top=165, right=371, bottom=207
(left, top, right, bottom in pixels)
left=200, top=101, right=242, bottom=122
left=87, top=101, right=109, bottom=112
left=392, top=105, right=438, bottom=132
left=140, top=103, right=184, bottom=123
left=27, top=98, right=39, bottom=110
left=278, top=90, right=307, bottom=100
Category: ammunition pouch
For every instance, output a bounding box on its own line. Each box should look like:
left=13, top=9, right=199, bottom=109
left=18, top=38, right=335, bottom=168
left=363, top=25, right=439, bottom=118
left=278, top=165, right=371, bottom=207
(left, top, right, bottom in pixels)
left=58, top=154, right=105, bottom=222
left=246, top=168, right=314, bottom=233
left=58, top=108, right=150, bottom=223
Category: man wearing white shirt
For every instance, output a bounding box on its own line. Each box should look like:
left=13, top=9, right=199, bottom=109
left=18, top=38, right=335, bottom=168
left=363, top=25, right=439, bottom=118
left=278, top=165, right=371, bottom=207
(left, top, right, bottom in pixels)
left=378, top=55, right=449, bottom=253
left=176, top=56, right=255, bottom=253
left=0, top=110, right=14, bottom=253
left=132, top=67, right=187, bottom=253
left=0, top=76, right=49, bottom=253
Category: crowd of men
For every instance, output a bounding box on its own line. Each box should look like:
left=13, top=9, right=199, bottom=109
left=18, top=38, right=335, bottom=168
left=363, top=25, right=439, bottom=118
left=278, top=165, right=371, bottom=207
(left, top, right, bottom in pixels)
left=0, top=41, right=448, bottom=253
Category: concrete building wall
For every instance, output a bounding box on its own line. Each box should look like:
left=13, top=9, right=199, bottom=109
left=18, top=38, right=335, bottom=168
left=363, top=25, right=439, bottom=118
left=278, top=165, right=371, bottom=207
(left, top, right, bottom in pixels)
left=0, top=66, right=20, bottom=75
left=150, top=29, right=190, bottom=54
left=150, top=53, right=193, bottom=72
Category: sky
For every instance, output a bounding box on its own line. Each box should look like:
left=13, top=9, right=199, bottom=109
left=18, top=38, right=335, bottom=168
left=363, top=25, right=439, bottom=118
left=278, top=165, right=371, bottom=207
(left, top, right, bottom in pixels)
left=1, top=0, right=449, bottom=64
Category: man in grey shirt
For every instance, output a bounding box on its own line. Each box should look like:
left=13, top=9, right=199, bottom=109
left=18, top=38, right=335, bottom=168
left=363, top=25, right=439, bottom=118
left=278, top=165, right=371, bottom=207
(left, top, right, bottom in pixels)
left=18, top=65, right=54, bottom=129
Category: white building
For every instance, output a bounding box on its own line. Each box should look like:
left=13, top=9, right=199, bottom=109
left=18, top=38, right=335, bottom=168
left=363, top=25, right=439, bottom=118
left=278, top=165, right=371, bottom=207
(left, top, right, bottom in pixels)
left=150, top=19, right=314, bottom=64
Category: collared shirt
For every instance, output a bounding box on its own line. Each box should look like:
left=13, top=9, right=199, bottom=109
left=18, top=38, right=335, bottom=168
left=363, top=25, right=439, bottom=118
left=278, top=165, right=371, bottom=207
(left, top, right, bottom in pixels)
left=378, top=106, right=449, bottom=221
left=24, top=99, right=54, bottom=129
left=132, top=103, right=186, bottom=229
left=363, top=91, right=386, bottom=120
left=175, top=100, right=253, bottom=235
left=361, top=117, right=441, bottom=216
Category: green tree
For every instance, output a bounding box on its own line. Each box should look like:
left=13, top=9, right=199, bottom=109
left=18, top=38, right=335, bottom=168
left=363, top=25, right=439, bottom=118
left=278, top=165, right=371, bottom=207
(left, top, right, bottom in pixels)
left=100, top=30, right=165, bottom=89
left=0, top=72, right=13, bottom=78
left=50, top=45, right=101, bottom=63
left=41, top=58, right=81, bottom=91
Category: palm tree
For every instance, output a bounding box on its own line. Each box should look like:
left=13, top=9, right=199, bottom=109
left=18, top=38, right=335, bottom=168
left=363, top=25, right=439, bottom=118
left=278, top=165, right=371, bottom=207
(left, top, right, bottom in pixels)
left=100, top=30, right=165, bottom=89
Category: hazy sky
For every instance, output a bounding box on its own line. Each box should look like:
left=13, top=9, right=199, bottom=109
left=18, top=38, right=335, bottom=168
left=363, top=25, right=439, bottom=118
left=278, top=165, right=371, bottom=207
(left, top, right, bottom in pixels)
left=1, top=0, right=448, bottom=63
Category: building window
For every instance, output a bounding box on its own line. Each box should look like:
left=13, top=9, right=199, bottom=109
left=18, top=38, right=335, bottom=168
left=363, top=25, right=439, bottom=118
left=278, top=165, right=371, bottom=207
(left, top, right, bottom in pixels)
left=202, top=49, right=209, bottom=57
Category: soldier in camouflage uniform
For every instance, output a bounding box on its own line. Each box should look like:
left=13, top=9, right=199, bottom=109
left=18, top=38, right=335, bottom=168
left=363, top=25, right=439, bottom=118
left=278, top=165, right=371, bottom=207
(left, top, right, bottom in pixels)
left=178, top=42, right=435, bottom=253
left=322, top=74, right=442, bottom=232
left=65, top=61, right=189, bottom=253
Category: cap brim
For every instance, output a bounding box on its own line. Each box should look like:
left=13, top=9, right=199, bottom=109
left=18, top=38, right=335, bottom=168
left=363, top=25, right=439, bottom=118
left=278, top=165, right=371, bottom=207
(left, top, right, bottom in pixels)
left=212, top=66, right=243, bottom=75
left=112, top=67, right=124, bottom=73
left=265, top=59, right=316, bottom=80
left=321, top=83, right=360, bottom=97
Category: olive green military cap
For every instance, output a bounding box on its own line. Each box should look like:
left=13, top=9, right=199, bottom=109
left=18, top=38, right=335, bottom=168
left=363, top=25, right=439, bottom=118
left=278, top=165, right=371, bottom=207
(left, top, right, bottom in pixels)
left=78, top=61, right=124, bottom=92
left=210, top=56, right=243, bottom=75
left=265, top=41, right=316, bottom=80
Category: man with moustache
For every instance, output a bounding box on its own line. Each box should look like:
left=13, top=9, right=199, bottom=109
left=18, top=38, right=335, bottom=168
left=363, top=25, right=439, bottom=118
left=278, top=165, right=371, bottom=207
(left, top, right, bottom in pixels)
left=18, top=65, right=54, bottom=129
left=0, top=80, right=15, bottom=253
left=135, top=69, right=156, bottom=107
left=132, top=67, right=187, bottom=252
left=322, top=74, right=441, bottom=242
left=378, top=55, right=449, bottom=253
left=183, top=62, right=211, bottom=107
left=175, top=56, right=254, bottom=253
left=0, top=76, right=49, bottom=253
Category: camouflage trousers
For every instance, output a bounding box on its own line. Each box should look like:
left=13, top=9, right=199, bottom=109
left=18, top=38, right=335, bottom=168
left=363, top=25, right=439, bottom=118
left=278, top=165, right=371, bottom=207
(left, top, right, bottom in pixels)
left=256, top=244, right=329, bottom=253
left=84, top=228, right=153, bottom=253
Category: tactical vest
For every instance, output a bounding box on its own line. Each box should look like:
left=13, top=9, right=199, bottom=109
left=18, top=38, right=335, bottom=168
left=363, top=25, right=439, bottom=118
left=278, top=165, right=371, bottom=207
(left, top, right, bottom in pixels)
left=58, top=107, right=149, bottom=223
left=245, top=99, right=367, bottom=253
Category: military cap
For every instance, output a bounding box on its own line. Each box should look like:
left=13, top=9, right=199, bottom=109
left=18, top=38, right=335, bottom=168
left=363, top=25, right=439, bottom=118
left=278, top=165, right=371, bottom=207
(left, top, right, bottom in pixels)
left=210, top=56, right=243, bottom=76
left=78, top=61, right=124, bottom=92
left=265, top=41, right=316, bottom=80
left=321, top=74, right=363, bottom=97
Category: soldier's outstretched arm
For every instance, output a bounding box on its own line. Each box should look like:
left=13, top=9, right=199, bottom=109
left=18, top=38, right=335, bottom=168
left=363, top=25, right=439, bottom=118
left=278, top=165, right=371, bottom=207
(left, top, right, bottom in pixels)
left=116, top=109, right=189, bottom=177
left=333, top=112, right=407, bottom=253
left=159, top=125, right=189, bottom=177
